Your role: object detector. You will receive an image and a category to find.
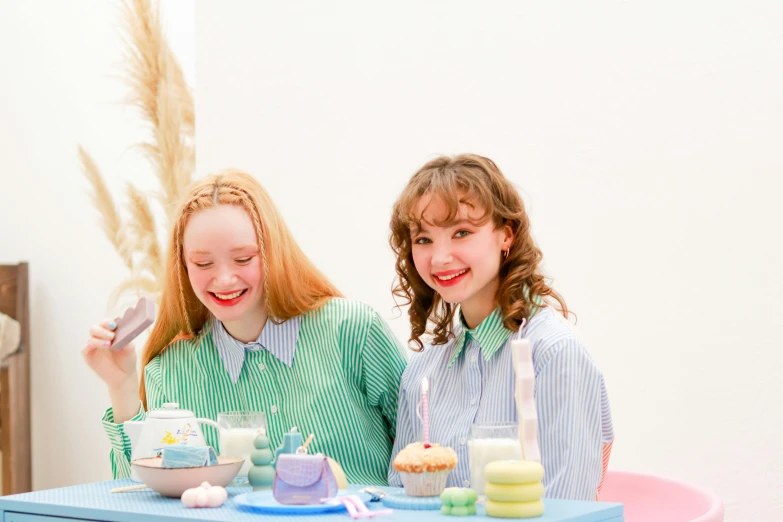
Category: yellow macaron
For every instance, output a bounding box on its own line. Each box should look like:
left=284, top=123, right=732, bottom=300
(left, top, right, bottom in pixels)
left=486, top=499, right=545, bottom=518
left=485, top=481, right=544, bottom=502
left=485, top=460, right=545, bottom=485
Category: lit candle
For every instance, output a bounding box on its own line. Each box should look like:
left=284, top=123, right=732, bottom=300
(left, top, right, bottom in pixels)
left=421, top=377, right=430, bottom=448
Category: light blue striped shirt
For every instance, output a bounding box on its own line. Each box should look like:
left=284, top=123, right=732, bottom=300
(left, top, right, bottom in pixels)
left=388, top=306, right=614, bottom=501
left=212, top=316, right=302, bottom=382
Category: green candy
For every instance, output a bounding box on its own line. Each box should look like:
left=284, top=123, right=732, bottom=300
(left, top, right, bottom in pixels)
left=248, top=431, right=275, bottom=490
left=440, top=488, right=478, bottom=516
left=451, top=506, right=477, bottom=517
left=253, top=433, right=270, bottom=450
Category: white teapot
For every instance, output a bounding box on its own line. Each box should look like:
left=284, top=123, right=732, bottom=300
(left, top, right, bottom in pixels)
left=124, top=402, right=219, bottom=463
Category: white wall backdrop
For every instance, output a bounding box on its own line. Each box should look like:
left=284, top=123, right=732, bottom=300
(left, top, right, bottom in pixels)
left=1, top=1, right=781, bottom=520
left=0, top=0, right=194, bottom=489
left=195, top=1, right=782, bottom=520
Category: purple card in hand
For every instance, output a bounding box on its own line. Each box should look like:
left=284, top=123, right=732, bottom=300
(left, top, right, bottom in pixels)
left=111, top=297, right=156, bottom=351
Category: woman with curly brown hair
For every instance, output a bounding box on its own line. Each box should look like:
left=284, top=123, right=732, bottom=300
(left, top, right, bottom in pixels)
left=387, top=154, right=614, bottom=501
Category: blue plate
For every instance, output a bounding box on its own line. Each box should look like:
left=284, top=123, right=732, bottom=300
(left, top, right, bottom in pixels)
left=382, top=489, right=442, bottom=511
left=234, top=489, right=372, bottom=515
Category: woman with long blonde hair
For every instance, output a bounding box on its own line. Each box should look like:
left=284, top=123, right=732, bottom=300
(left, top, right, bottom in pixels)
left=83, top=170, right=407, bottom=485
left=387, top=154, right=613, bottom=500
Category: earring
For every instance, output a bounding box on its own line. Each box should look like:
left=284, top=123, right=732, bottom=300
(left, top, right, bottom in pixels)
left=503, top=249, right=509, bottom=260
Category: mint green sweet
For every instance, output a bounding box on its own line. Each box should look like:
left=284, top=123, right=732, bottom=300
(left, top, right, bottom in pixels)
left=440, top=487, right=478, bottom=516
left=248, top=430, right=275, bottom=491
left=454, top=506, right=478, bottom=516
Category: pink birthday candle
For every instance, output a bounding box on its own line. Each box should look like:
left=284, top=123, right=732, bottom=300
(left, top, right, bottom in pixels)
left=421, top=377, right=431, bottom=448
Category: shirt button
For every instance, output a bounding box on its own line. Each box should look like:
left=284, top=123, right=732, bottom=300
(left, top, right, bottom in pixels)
left=470, top=398, right=477, bottom=406
left=463, top=480, right=470, bottom=488
left=459, top=437, right=467, bottom=445
left=270, top=405, right=278, bottom=414
left=258, top=363, right=266, bottom=371
left=470, top=355, right=478, bottom=364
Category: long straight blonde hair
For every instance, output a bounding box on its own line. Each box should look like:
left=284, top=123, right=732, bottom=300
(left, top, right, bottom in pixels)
left=140, top=169, right=342, bottom=407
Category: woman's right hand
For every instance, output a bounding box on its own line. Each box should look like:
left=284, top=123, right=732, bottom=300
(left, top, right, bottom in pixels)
left=81, top=320, right=138, bottom=391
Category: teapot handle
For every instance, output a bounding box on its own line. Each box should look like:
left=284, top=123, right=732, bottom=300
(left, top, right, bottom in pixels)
left=196, top=418, right=220, bottom=431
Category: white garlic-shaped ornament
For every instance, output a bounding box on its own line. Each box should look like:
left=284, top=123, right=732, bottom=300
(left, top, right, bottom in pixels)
left=181, top=481, right=228, bottom=508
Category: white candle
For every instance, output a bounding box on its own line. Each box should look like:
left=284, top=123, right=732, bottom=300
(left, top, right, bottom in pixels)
left=421, top=377, right=430, bottom=447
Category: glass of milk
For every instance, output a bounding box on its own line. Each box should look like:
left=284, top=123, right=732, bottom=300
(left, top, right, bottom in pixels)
left=218, top=411, right=267, bottom=480
left=468, top=424, right=522, bottom=495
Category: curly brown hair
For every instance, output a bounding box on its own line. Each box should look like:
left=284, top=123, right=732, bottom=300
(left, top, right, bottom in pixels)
left=390, top=154, right=568, bottom=351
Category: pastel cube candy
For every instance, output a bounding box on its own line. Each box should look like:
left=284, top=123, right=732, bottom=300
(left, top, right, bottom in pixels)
left=440, top=487, right=478, bottom=516
left=441, top=505, right=477, bottom=517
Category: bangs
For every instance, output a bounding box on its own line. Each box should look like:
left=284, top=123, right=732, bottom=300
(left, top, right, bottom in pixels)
left=397, top=168, right=496, bottom=233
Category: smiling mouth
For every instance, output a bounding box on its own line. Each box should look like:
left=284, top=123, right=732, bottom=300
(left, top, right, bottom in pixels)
left=210, top=289, right=248, bottom=300
left=434, top=269, right=469, bottom=281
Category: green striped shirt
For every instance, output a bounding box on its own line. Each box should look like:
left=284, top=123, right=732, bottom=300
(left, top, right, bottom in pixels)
left=101, top=298, right=408, bottom=485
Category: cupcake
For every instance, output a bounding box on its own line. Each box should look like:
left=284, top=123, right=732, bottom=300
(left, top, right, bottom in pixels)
left=393, top=442, right=458, bottom=497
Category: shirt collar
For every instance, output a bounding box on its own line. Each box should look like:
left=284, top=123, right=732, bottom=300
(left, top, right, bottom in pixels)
left=211, top=315, right=301, bottom=383
left=447, top=307, right=512, bottom=368
left=446, top=292, right=545, bottom=369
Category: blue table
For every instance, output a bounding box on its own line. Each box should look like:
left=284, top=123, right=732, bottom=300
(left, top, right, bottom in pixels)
left=0, top=480, right=623, bottom=522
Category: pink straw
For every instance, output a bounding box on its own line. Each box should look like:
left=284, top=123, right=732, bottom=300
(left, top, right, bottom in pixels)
left=421, top=377, right=430, bottom=448
left=326, top=496, right=393, bottom=519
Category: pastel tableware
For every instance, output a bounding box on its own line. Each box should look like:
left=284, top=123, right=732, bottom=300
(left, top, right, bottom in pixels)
left=467, top=424, right=522, bottom=495
left=123, top=402, right=220, bottom=482
left=234, top=489, right=372, bottom=515
left=130, top=456, right=243, bottom=497
left=217, top=411, right=267, bottom=479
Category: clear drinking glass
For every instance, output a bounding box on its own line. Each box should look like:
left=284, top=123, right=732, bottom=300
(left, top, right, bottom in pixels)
left=468, top=424, right=522, bottom=495
left=217, top=411, right=267, bottom=480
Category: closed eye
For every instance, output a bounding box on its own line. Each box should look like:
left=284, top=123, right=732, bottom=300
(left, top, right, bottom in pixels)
left=236, top=256, right=254, bottom=264
left=194, top=262, right=213, bottom=268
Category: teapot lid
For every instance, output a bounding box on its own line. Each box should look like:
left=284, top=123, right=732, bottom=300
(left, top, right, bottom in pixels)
left=148, top=402, right=194, bottom=419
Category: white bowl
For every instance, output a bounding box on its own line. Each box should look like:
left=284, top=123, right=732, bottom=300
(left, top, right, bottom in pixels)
left=131, top=456, right=244, bottom=497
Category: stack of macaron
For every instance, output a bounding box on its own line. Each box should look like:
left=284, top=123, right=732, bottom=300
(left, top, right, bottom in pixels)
left=484, top=460, right=545, bottom=518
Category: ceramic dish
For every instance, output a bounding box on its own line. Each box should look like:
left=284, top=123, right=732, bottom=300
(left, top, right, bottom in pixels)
left=131, top=456, right=243, bottom=497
